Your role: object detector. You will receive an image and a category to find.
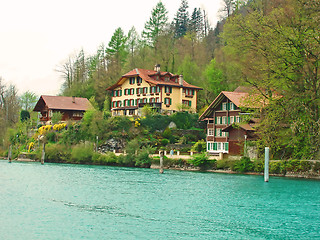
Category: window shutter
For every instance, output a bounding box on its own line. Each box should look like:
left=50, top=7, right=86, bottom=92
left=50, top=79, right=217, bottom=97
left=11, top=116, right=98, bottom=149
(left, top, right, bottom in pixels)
left=213, top=143, right=217, bottom=151
left=207, top=143, right=210, bottom=151
left=132, top=89, right=134, bottom=95
left=189, top=101, right=191, bottom=106
left=228, top=116, right=230, bottom=124
left=225, top=143, right=229, bottom=151
left=215, top=117, right=217, bottom=124
left=170, top=98, right=172, bottom=105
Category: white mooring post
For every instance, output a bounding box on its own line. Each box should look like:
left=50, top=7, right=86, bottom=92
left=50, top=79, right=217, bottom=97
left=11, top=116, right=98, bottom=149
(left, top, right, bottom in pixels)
left=264, top=147, right=269, bottom=182
left=159, top=150, right=164, bottom=174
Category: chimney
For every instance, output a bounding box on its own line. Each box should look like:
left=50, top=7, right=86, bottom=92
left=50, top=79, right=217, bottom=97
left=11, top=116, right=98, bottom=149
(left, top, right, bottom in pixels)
left=72, top=96, right=75, bottom=103
left=179, top=74, right=184, bottom=86
left=154, top=64, right=160, bottom=73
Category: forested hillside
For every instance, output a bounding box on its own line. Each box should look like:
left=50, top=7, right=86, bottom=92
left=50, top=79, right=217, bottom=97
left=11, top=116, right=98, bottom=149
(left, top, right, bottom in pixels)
left=1, top=0, right=319, bottom=160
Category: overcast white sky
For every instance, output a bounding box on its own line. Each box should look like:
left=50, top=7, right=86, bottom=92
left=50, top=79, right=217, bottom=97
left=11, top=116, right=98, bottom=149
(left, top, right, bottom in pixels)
left=0, top=0, right=223, bottom=96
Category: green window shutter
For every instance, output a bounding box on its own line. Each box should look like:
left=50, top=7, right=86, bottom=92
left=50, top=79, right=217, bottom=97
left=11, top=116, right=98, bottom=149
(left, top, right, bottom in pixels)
left=170, top=87, right=172, bottom=93
left=228, top=116, right=230, bottom=124
left=119, top=90, right=122, bottom=96
left=227, top=103, right=230, bottom=110
left=135, top=99, right=137, bottom=106
left=207, top=143, right=210, bottom=151
left=132, top=89, right=135, bottom=95
left=215, top=117, right=217, bottom=124
left=213, top=143, right=217, bottom=151
left=170, top=98, right=172, bottom=105
left=225, top=143, right=229, bottom=151
left=189, top=101, right=191, bottom=106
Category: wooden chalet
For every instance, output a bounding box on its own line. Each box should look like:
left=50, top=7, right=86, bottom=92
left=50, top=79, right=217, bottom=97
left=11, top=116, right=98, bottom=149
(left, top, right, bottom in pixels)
left=33, top=95, right=92, bottom=124
left=199, top=87, right=261, bottom=156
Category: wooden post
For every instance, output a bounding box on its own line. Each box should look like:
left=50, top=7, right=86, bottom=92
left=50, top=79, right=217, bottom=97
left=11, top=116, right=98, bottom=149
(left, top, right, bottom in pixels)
left=41, top=142, right=45, bottom=165
left=159, top=150, right=164, bottom=174
left=8, top=145, right=12, bottom=163
left=264, top=147, right=269, bottom=182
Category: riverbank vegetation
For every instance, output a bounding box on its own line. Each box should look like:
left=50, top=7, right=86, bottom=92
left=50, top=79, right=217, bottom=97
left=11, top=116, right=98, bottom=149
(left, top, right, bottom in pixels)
left=0, top=0, right=319, bottom=165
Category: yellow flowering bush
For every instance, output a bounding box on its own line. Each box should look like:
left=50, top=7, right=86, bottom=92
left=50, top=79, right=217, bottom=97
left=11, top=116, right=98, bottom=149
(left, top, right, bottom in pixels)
left=53, top=123, right=67, bottom=131
left=135, top=118, right=141, bottom=128
left=28, top=142, right=34, bottom=152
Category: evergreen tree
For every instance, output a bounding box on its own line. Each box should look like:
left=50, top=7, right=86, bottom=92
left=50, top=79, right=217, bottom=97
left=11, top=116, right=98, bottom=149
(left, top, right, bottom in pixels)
left=190, top=8, right=204, bottom=39
left=142, top=1, right=168, bottom=47
left=106, top=27, right=128, bottom=68
left=174, top=0, right=190, bottom=38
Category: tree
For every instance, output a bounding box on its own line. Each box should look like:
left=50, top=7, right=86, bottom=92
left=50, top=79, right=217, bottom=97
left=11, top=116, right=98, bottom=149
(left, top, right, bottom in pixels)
left=127, top=26, right=140, bottom=69
left=142, top=1, right=168, bottom=47
left=20, top=91, right=37, bottom=111
left=190, top=8, right=204, bottom=40
left=174, top=0, right=190, bottom=38
left=222, top=0, right=320, bottom=158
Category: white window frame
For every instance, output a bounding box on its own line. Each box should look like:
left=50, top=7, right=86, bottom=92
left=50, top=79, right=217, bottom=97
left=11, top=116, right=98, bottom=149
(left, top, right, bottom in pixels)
left=216, top=116, right=221, bottom=125
left=230, top=116, right=234, bottom=124
left=208, top=128, right=214, bottom=136
left=222, top=102, right=227, bottom=111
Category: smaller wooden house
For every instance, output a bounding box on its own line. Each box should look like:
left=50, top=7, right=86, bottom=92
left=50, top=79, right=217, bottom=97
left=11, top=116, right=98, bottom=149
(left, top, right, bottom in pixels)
left=33, top=95, right=92, bottom=124
left=199, top=87, right=261, bottom=156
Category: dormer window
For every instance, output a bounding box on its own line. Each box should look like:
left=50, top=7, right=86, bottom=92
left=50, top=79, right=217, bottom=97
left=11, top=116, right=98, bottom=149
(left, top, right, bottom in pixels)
left=137, top=77, right=142, bottom=85
left=165, top=77, right=169, bottom=82
left=129, top=77, right=135, bottom=84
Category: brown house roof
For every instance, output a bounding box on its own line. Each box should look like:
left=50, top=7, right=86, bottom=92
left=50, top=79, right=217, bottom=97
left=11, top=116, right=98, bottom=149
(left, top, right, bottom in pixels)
left=106, top=68, right=202, bottom=90
left=33, top=95, right=92, bottom=112
left=199, top=87, right=267, bottom=121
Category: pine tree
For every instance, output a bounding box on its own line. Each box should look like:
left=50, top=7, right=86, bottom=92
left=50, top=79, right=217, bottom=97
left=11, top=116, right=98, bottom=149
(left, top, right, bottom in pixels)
left=174, top=0, right=190, bottom=38
left=142, top=1, right=168, bottom=47
left=190, top=8, right=204, bottom=39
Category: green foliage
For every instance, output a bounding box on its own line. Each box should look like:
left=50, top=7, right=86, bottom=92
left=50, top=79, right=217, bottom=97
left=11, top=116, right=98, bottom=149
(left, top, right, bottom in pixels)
left=20, top=110, right=30, bottom=122
left=222, top=0, right=320, bottom=159
left=51, top=112, right=62, bottom=125
left=19, top=90, right=37, bottom=111
left=135, top=146, right=155, bottom=168
left=170, top=112, right=199, bottom=129
left=45, top=143, right=71, bottom=163
left=140, top=114, right=170, bottom=132
left=46, top=132, right=57, bottom=143
left=92, top=152, right=118, bottom=165
left=71, top=143, right=94, bottom=164
left=188, top=152, right=207, bottom=166
left=161, top=138, right=169, bottom=146
left=191, top=139, right=206, bottom=153
left=142, top=1, right=168, bottom=46
left=162, top=127, right=172, bottom=139
left=234, top=157, right=253, bottom=173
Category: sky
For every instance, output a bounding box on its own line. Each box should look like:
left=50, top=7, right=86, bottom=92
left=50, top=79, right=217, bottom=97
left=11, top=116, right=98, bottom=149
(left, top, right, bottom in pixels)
left=0, top=0, right=224, bottom=96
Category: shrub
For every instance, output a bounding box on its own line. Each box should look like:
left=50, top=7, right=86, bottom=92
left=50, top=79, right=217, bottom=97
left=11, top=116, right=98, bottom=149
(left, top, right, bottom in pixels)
left=45, top=143, right=71, bottom=163
left=92, top=152, right=117, bottom=165
left=46, top=132, right=57, bottom=143
left=71, top=143, right=94, bottom=164
left=161, top=138, right=169, bottom=146
left=191, top=140, right=206, bottom=153
left=234, top=157, right=253, bottom=173
left=188, top=152, right=209, bottom=167
left=216, top=159, right=236, bottom=170
left=253, top=159, right=264, bottom=173
left=162, top=128, right=172, bottom=139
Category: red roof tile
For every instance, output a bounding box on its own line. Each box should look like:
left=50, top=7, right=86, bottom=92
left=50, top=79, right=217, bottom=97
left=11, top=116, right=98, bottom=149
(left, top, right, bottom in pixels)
left=107, top=68, right=202, bottom=90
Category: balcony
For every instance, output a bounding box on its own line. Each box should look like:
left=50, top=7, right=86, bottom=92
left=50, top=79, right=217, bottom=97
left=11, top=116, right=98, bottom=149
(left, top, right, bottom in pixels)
left=138, top=102, right=162, bottom=109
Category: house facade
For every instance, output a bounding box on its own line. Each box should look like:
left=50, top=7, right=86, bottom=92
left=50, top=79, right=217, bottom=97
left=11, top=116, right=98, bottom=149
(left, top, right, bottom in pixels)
left=33, top=95, right=92, bottom=124
left=199, top=87, right=258, bottom=155
left=106, top=66, right=202, bottom=116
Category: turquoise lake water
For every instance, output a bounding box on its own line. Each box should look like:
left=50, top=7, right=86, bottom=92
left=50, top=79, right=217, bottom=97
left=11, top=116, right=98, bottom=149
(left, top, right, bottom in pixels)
left=0, top=161, right=319, bottom=239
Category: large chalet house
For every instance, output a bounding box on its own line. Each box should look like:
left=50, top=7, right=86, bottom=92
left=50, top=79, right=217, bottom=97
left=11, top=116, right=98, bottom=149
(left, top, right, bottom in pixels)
left=106, top=65, right=202, bottom=116
left=199, top=87, right=261, bottom=156
left=33, top=95, right=92, bottom=124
